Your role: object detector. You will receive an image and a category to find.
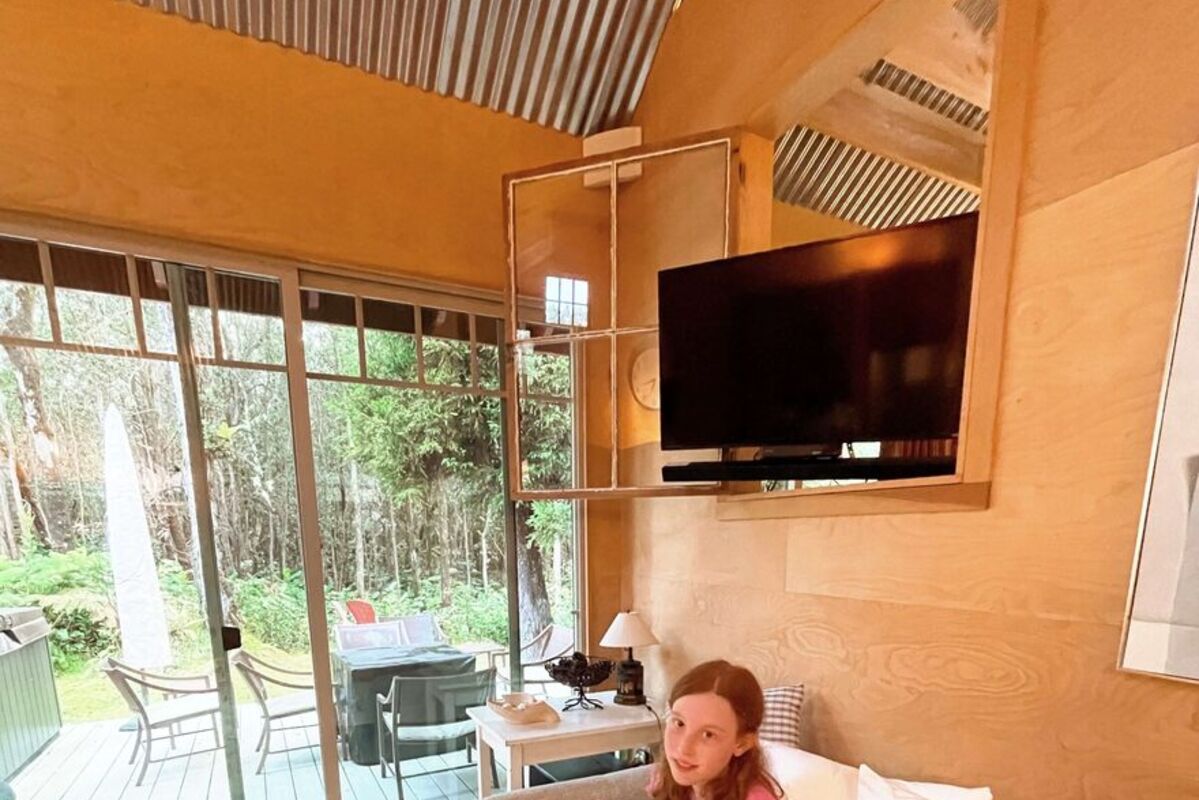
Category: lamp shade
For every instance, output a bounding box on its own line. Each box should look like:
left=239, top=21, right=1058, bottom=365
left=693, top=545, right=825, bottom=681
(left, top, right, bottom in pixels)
left=600, top=611, right=659, bottom=649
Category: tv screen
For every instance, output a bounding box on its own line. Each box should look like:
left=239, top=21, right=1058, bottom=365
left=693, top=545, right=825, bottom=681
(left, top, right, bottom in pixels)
left=657, top=212, right=978, bottom=451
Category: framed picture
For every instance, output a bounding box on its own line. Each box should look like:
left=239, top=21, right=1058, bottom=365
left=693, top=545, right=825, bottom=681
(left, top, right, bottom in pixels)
left=1121, top=175, right=1199, bottom=682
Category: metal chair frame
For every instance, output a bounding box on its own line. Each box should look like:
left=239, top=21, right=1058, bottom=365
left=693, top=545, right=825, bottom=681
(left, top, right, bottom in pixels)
left=101, top=657, right=222, bottom=786
left=375, top=667, right=497, bottom=799
left=231, top=650, right=319, bottom=774
left=495, top=624, right=575, bottom=692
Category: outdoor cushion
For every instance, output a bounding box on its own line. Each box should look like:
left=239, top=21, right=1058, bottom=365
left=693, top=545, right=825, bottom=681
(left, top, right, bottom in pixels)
left=385, top=718, right=475, bottom=744
left=145, top=692, right=220, bottom=727
left=265, top=690, right=316, bottom=719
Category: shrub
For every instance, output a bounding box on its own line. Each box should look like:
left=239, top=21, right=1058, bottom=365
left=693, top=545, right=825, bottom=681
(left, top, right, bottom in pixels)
left=231, top=570, right=311, bottom=653
left=44, top=604, right=117, bottom=674
left=446, top=583, right=509, bottom=645
left=0, top=549, right=110, bottom=597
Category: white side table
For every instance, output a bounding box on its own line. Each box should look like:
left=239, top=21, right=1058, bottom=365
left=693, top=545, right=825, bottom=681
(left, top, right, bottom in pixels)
left=466, top=690, right=661, bottom=797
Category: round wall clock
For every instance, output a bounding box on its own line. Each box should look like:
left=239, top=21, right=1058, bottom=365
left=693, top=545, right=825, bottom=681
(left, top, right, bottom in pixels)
left=630, top=347, right=660, bottom=410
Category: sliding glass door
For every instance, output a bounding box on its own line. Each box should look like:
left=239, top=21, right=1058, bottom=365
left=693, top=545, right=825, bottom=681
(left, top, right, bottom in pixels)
left=0, top=223, right=584, bottom=800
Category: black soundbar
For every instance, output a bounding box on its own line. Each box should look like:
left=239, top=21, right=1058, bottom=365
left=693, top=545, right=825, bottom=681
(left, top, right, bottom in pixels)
left=662, top=456, right=956, bottom=483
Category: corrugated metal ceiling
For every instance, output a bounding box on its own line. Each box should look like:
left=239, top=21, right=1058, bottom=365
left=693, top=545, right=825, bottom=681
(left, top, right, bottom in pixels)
left=774, top=126, right=981, bottom=230
left=773, top=0, right=995, bottom=228
left=130, top=0, right=676, bottom=136
left=130, top=0, right=995, bottom=230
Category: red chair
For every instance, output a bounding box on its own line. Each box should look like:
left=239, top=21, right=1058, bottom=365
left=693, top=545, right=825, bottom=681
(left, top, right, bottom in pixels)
left=345, top=599, right=377, bottom=624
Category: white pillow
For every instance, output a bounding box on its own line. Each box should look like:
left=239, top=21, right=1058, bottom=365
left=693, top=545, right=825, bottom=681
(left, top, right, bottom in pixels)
left=857, top=764, right=993, bottom=800
left=762, top=743, right=857, bottom=800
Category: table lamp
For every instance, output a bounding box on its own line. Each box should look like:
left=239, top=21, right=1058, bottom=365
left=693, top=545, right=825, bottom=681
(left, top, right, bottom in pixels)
left=599, top=610, right=658, bottom=706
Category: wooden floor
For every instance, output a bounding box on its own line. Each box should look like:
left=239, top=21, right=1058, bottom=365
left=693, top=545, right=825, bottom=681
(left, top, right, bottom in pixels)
left=10, top=705, right=488, bottom=800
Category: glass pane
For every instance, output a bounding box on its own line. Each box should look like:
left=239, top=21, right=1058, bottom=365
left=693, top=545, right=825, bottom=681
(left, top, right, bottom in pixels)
left=0, top=236, right=51, bottom=340
left=511, top=170, right=611, bottom=336
left=514, top=497, right=577, bottom=693
left=519, top=339, right=572, bottom=398
left=421, top=307, right=471, bottom=387
left=616, top=143, right=728, bottom=329
left=363, top=298, right=417, bottom=382
left=50, top=244, right=136, bottom=349
left=616, top=330, right=716, bottom=487
left=0, top=346, right=243, bottom=797
left=307, top=377, right=511, bottom=790
left=477, top=316, right=503, bottom=390
left=135, top=259, right=214, bottom=357
left=216, top=272, right=285, bottom=365
left=302, top=290, right=359, bottom=377
left=519, top=397, right=574, bottom=492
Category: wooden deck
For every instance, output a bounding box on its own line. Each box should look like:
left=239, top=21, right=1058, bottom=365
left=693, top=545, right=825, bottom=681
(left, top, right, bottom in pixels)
left=10, top=705, right=488, bottom=800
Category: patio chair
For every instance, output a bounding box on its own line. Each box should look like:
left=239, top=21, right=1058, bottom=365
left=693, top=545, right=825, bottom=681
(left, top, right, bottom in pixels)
left=345, top=599, right=377, bottom=624
left=495, top=624, right=575, bottom=693
left=395, top=612, right=448, bottom=646
left=375, top=667, right=496, bottom=799
left=101, top=657, right=222, bottom=786
left=335, top=620, right=404, bottom=651
left=231, top=650, right=318, bottom=774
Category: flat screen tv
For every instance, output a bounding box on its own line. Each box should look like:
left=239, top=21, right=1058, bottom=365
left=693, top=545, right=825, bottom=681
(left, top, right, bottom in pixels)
left=657, top=212, right=978, bottom=452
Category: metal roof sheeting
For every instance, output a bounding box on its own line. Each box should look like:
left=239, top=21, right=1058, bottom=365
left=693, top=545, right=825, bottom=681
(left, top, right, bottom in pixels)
left=130, top=0, right=676, bottom=136
left=774, top=126, right=980, bottom=230
left=863, top=59, right=989, bottom=133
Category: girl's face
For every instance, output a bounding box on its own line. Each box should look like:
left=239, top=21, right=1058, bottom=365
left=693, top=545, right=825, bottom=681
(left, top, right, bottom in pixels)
left=663, top=691, right=756, bottom=791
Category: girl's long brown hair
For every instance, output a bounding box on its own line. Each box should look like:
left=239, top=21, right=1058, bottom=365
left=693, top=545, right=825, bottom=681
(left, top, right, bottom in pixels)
left=649, top=660, right=782, bottom=800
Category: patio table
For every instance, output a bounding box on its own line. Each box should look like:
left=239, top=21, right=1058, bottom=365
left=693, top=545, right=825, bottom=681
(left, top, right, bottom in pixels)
left=332, top=643, right=476, bottom=766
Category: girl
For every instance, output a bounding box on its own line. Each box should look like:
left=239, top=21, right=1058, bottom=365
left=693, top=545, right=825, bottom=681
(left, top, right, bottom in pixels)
left=649, top=660, right=783, bottom=800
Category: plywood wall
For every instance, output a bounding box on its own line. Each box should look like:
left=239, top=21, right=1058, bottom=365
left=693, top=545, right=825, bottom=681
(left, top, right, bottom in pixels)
left=608, top=0, right=1199, bottom=796
left=0, top=0, right=577, bottom=291
left=772, top=201, right=864, bottom=248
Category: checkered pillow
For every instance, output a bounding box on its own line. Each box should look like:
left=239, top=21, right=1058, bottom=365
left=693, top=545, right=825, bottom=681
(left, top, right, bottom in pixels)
left=759, top=684, right=806, bottom=748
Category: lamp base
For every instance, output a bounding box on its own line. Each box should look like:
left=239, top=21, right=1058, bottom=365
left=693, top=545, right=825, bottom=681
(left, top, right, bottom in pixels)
left=613, top=659, right=646, bottom=706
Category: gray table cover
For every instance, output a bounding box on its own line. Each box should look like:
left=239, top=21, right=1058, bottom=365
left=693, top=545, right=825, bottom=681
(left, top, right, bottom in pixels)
left=333, top=644, right=477, bottom=765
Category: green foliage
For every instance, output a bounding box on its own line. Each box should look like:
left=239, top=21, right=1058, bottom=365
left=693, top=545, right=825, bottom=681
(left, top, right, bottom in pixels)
left=43, top=604, right=117, bottom=673
left=0, top=549, right=110, bottom=597
left=527, top=500, right=573, bottom=552
left=435, top=582, right=509, bottom=646
left=231, top=570, right=312, bottom=653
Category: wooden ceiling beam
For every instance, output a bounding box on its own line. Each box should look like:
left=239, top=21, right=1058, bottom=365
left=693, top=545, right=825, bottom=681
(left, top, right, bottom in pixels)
left=804, top=79, right=986, bottom=190
left=886, top=5, right=995, bottom=109
left=745, top=0, right=957, bottom=138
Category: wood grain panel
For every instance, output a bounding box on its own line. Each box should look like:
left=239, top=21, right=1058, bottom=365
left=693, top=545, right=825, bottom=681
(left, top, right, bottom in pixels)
left=0, top=0, right=576, bottom=292
left=772, top=202, right=864, bottom=249
left=779, top=142, right=1199, bottom=627
left=632, top=0, right=885, bottom=140
left=886, top=4, right=994, bottom=108
left=630, top=575, right=1199, bottom=799
left=1020, top=0, right=1199, bottom=213
left=805, top=81, right=986, bottom=189
left=614, top=2, right=1199, bottom=796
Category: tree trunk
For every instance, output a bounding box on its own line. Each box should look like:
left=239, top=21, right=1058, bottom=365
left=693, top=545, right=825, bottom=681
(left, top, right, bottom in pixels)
left=480, top=504, right=493, bottom=591
left=462, top=499, right=472, bottom=587
left=514, top=504, right=553, bottom=643
left=390, top=505, right=401, bottom=591
left=351, top=459, right=365, bottom=596
left=12, top=459, right=53, bottom=550
left=164, top=509, right=193, bottom=571
left=0, top=448, right=16, bottom=559
left=438, top=486, right=452, bottom=607
left=1, top=289, right=56, bottom=474
left=0, top=294, right=57, bottom=549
